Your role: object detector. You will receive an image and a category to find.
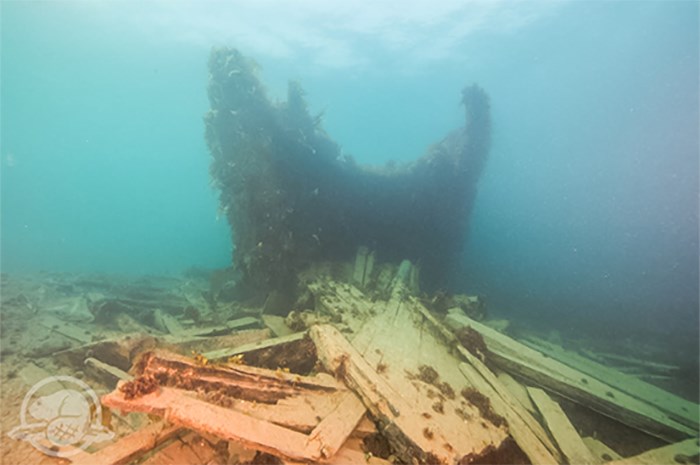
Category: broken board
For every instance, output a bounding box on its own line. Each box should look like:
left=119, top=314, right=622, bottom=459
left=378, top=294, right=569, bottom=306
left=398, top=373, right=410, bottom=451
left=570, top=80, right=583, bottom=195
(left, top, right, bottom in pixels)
left=308, top=273, right=512, bottom=465
left=446, top=313, right=697, bottom=442
left=102, top=350, right=366, bottom=462
left=527, top=387, right=601, bottom=465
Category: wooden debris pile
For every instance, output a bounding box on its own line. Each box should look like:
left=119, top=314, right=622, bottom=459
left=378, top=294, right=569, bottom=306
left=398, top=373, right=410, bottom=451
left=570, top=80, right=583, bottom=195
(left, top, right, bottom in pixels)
left=82, top=251, right=698, bottom=464
left=3, top=253, right=698, bottom=464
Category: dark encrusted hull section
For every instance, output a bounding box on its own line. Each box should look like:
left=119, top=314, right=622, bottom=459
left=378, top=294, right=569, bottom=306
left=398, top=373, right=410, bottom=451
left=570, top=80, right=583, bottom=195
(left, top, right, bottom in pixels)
left=205, top=47, right=491, bottom=301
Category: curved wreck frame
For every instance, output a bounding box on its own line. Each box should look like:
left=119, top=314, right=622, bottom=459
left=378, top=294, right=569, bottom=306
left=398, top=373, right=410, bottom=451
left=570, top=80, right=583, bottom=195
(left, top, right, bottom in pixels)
left=205, top=48, right=491, bottom=302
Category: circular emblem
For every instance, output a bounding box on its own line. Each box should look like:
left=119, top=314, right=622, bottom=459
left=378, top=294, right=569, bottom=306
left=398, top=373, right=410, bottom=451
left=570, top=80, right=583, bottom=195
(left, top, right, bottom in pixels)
left=8, top=375, right=114, bottom=458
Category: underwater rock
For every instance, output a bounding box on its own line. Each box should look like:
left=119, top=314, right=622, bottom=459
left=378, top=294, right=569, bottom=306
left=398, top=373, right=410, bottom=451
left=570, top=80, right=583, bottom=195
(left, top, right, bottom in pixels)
left=205, top=48, right=491, bottom=301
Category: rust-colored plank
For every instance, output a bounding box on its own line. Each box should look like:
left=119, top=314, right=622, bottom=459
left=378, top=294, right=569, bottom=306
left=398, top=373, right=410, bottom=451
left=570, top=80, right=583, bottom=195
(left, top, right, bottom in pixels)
left=102, top=387, right=323, bottom=462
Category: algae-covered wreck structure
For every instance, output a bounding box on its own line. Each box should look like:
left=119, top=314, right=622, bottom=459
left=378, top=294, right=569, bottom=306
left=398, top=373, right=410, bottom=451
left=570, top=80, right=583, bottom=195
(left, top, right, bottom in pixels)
left=204, top=48, right=491, bottom=304
left=7, top=47, right=695, bottom=465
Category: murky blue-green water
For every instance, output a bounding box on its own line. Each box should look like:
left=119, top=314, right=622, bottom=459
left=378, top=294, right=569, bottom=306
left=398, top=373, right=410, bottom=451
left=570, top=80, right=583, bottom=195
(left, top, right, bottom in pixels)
left=2, top=2, right=698, bottom=365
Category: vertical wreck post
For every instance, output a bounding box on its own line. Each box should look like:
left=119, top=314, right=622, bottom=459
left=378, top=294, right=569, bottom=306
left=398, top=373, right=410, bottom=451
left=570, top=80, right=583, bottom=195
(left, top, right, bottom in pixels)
left=205, top=47, right=491, bottom=304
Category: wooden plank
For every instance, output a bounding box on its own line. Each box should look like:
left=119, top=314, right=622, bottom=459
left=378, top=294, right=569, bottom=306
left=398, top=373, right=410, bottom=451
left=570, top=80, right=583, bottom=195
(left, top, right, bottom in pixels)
left=580, top=348, right=680, bottom=374
left=153, top=308, right=185, bottom=335
left=133, top=349, right=342, bottom=401
left=204, top=331, right=305, bottom=361
left=263, top=315, right=295, bottom=337
left=189, top=316, right=261, bottom=337
left=446, top=313, right=697, bottom=441
left=528, top=387, right=601, bottom=465
left=84, top=357, right=132, bottom=386
left=161, top=328, right=271, bottom=355
left=352, top=247, right=369, bottom=287
left=70, top=423, right=182, bottom=465
left=307, top=280, right=375, bottom=333
left=305, top=390, right=367, bottom=460
left=310, top=323, right=508, bottom=465
left=459, top=363, right=560, bottom=465
left=364, top=251, right=375, bottom=288
left=523, top=336, right=696, bottom=429
left=100, top=349, right=366, bottom=462
left=102, top=386, right=324, bottom=462
left=229, top=388, right=352, bottom=434
left=415, top=306, right=561, bottom=462
left=582, top=437, right=623, bottom=462
left=39, top=314, right=92, bottom=344
left=162, top=316, right=262, bottom=340
left=607, top=438, right=699, bottom=465
left=311, top=324, right=440, bottom=463
left=637, top=373, right=675, bottom=382
left=496, top=371, right=537, bottom=414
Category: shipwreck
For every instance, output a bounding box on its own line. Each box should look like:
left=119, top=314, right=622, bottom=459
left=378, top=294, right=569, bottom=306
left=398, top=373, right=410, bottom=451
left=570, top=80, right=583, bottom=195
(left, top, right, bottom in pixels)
left=204, top=47, right=491, bottom=306
left=3, top=47, right=697, bottom=465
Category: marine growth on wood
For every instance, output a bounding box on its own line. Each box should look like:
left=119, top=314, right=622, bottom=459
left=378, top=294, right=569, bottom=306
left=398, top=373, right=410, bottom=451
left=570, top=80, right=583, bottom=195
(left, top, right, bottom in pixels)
left=205, top=47, right=492, bottom=301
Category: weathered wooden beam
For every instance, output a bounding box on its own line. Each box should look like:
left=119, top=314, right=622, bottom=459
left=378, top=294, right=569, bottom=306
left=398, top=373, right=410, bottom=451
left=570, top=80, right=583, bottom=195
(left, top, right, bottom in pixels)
left=161, top=328, right=271, bottom=356
left=446, top=313, right=697, bottom=441
left=522, top=335, right=696, bottom=429
left=39, top=314, right=92, bottom=344
left=103, top=387, right=319, bottom=461
left=606, top=438, right=699, bottom=465
left=101, top=349, right=367, bottom=462
left=352, top=247, right=370, bottom=288
left=262, top=315, right=295, bottom=337
left=84, top=357, right=132, bottom=386
left=459, top=363, right=560, bottom=464
left=184, top=316, right=261, bottom=337
left=152, top=308, right=185, bottom=335
left=496, top=371, right=537, bottom=415
left=103, top=383, right=367, bottom=463
left=310, top=323, right=509, bottom=465
left=306, top=280, right=375, bottom=333
left=582, top=437, right=623, bottom=462
left=415, top=305, right=561, bottom=462
left=579, top=347, right=680, bottom=374
left=304, top=390, right=367, bottom=459
left=528, top=387, right=601, bottom=465
left=134, top=349, right=339, bottom=403
left=203, top=331, right=305, bottom=361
